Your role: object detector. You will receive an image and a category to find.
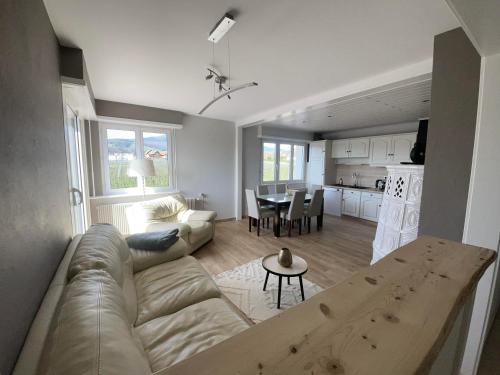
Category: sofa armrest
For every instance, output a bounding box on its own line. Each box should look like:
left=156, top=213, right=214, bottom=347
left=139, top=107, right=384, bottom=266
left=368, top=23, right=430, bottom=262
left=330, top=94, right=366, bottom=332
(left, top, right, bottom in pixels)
left=179, top=209, right=217, bottom=223
left=129, top=238, right=188, bottom=273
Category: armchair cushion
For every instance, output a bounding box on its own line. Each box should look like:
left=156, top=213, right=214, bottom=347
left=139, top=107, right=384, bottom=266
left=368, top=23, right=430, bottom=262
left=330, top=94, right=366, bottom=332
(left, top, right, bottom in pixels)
left=179, top=209, right=217, bottom=223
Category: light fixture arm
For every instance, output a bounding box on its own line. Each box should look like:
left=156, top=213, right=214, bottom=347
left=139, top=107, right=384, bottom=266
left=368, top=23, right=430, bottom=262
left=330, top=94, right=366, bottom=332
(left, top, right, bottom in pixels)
left=198, top=82, right=258, bottom=114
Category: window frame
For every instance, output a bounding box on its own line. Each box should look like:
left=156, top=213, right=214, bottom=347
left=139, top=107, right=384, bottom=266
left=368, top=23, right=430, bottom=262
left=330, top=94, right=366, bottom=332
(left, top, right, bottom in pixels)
left=260, top=139, right=306, bottom=184
left=99, top=121, right=176, bottom=196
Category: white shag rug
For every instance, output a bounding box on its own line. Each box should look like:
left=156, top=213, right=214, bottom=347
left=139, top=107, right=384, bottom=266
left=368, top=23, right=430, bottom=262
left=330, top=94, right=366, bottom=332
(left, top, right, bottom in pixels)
left=213, top=258, right=323, bottom=323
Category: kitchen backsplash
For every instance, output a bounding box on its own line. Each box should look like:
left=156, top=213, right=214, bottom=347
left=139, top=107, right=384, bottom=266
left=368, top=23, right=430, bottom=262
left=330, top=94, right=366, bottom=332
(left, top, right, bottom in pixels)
left=335, top=164, right=388, bottom=188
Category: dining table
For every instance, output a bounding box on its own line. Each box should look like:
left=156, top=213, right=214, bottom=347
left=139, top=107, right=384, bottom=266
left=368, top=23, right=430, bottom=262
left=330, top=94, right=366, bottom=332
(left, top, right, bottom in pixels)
left=256, top=193, right=323, bottom=237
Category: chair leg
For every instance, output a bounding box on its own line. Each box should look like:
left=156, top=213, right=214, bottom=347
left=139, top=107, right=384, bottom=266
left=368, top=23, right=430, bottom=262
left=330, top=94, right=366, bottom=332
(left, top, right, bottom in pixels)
left=249, top=217, right=252, bottom=232
left=257, top=219, right=260, bottom=236
left=267, top=217, right=269, bottom=228
left=288, top=221, right=292, bottom=237
left=299, top=219, right=302, bottom=235
left=308, top=217, right=311, bottom=233
left=317, top=216, right=320, bottom=231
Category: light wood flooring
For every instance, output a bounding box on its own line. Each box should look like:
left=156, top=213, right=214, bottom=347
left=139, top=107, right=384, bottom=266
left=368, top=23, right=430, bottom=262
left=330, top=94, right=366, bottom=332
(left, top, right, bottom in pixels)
left=194, top=215, right=376, bottom=289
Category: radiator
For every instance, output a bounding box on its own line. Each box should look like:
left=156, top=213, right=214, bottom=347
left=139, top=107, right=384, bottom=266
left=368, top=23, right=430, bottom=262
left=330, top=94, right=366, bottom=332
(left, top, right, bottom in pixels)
left=95, top=197, right=201, bottom=234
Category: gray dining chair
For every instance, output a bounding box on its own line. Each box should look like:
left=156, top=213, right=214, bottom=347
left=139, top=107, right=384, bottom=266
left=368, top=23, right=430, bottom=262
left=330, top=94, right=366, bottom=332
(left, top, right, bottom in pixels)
left=275, top=183, right=286, bottom=194
left=304, top=189, right=324, bottom=233
left=257, top=185, right=270, bottom=195
left=245, top=189, right=274, bottom=236
left=281, top=190, right=306, bottom=237
left=287, top=183, right=307, bottom=192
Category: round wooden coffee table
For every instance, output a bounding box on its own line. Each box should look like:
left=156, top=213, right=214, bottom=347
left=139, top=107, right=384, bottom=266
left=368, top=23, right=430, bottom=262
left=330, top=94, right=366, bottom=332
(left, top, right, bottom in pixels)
left=262, top=254, right=308, bottom=309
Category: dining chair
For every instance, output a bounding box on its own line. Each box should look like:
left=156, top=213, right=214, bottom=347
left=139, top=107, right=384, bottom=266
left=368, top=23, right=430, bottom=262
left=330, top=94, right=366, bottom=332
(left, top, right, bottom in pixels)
left=287, top=183, right=307, bottom=192
left=257, top=184, right=270, bottom=195
left=275, top=183, right=286, bottom=194
left=304, top=189, right=324, bottom=233
left=281, top=190, right=306, bottom=237
left=245, top=189, right=274, bottom=236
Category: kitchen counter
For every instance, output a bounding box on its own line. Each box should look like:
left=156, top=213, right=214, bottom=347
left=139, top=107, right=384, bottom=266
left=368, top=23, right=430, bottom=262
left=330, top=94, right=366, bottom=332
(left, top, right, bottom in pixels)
left=325, top=184, right=384, bottom=194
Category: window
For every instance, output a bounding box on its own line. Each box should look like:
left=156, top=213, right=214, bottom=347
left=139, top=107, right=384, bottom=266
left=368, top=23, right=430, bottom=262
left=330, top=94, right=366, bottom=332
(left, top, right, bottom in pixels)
left=261, top=140, right=306, bottom=183
left=101, top=123, right=174, bottom=195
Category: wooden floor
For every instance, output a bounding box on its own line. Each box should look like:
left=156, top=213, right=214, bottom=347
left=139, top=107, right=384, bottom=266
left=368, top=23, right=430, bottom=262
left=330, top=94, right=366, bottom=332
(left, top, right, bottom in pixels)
left=194, top=215, right=376, bottom=289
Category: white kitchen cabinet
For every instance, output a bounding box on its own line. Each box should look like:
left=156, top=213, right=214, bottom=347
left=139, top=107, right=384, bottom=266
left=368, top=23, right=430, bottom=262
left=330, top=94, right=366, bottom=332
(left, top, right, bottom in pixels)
left=369, top=136, right=392, bottom=164
left=331, top=139, right=349, bottom=158
left=342, top=189, right=361, bottom=217
left=369, top=132, right=416, bottom=165
left=392, top=133, right=416, bottom=163
left=360, top=191, right=383, bottom=222
left=324, top=187, right=342, bottom=216
left=331, top=138, right=369, bottom=158
left=307, top=141, right=335, bottom=186
left=349, top=138, right=370, bottom=157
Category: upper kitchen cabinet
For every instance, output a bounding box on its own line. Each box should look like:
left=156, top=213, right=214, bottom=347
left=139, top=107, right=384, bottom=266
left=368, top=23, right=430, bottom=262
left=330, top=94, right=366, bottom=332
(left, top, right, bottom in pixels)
left=369, top=133, right=416, bottom=165
left=331, top=138, right=369, bottom=158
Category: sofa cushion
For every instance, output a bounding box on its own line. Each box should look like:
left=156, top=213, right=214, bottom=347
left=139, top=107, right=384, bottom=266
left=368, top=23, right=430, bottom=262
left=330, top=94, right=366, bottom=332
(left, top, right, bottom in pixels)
left=67, top=224, right=130, bottom=286
left=134, top=256, right=220, bottom=325
left=179, top=209, right=217, bottom=222
left=135, top=298, right=249, bottom=371
left=129, top=238, right=187, bottom=273
left=38, top=270, right=151, bottom=375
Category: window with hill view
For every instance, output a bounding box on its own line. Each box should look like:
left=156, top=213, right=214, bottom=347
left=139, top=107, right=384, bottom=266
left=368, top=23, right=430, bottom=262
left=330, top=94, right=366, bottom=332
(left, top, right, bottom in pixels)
left=102, top=124, right=173, bottom=194
left=261, top=141, right=305, bottom=184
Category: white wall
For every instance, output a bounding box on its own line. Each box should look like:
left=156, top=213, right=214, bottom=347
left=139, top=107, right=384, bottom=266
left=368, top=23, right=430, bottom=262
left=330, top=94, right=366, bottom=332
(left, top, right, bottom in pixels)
left=176, top=114, right=236, bottom=219
left=461, top=52, right=500, bottom=374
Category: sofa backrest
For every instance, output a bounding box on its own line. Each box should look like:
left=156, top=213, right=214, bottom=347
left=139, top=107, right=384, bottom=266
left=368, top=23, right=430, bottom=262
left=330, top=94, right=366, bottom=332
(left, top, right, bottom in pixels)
left=37, top=270, right=151, bottom=375
left=67, top=223, right=138, bottom=324
left=126, top=195, right=188, bottom=232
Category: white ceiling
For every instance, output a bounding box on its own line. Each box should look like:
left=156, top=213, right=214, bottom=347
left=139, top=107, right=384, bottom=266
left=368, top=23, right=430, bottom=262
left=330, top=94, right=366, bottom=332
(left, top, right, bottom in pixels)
left=44, top=0, right=458, bottom=123
left=446, top=0, right=500, bottom=56
left=262, top=76, right=432, bottom=132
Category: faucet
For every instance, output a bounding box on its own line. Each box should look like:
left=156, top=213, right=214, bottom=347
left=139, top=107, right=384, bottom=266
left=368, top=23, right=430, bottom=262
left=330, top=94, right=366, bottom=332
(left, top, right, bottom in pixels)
left=352, top=172, right=359, bottom=187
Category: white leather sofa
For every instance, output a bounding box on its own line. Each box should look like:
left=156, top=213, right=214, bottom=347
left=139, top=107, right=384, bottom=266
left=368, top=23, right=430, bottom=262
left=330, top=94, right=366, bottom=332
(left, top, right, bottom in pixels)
left=126, top=194, right=217, bottom=254
left=13, top=224, right=249, bottom=375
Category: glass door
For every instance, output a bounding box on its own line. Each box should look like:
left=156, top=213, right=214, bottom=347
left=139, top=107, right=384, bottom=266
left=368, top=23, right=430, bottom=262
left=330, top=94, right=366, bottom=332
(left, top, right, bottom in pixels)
left=64, top=104, right=88, bottom=234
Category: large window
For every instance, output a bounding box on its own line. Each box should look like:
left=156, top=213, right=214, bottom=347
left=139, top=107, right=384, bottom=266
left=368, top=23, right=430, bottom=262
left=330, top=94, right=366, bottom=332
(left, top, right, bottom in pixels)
left=100, top=123, right=174, bottom=195
left=261, top=140, right=305, bottom=183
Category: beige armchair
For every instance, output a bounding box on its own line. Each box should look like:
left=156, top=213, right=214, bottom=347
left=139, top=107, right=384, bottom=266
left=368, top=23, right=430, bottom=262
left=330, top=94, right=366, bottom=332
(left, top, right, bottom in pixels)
left=126, top=194, right=217, bottom=254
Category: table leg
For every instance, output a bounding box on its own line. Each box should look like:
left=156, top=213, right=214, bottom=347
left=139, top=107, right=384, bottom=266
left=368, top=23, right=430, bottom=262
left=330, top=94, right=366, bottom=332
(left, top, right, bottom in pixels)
left=277, top=276, right=282, bottom=309
left=274, top=204, right=281, bottom=237
left=299, top=276, right=305, bottom=301
left=287, top=276, right=290, bottom=285
left=263, top=271, right=269, bottom=291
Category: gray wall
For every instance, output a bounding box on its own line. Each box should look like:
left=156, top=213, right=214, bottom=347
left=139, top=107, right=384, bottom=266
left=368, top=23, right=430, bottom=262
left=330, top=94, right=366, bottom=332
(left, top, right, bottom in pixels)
left=176, top=115, right=235, bottom=219
left=321, top=121, right=419, bottom=140
left=419, top=28, right=481, bottom=241
left=0, top=1, right=72, bottom=373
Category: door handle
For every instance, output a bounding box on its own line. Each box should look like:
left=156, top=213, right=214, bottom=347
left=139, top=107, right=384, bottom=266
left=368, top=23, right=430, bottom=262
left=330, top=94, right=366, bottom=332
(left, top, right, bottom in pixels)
left=71, top=188, right=83, bottom=206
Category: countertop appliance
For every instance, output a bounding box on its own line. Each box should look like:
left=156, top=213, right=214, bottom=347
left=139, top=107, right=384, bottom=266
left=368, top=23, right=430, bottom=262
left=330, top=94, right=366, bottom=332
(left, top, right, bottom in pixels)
left=375, top=178, right=386, bottom=191
left=324, top=186, right=342, bottom=216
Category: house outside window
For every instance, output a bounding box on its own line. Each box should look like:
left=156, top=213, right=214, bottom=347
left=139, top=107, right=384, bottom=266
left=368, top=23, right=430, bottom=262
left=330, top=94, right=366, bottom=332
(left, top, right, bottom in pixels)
left=100, top=122, right=175, bottom=195
left=261, top=140, right=306, bottom=184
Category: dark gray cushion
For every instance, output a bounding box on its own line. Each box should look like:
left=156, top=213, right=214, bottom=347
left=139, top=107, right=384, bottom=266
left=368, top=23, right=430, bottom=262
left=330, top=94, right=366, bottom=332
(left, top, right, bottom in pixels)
left=126, top=229, right=179, bottom=251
